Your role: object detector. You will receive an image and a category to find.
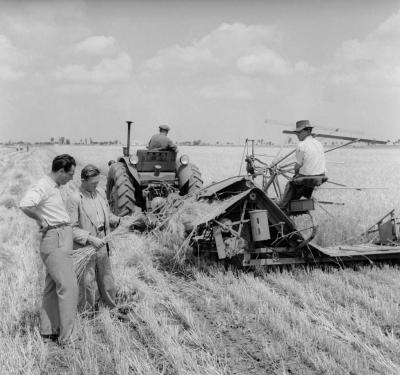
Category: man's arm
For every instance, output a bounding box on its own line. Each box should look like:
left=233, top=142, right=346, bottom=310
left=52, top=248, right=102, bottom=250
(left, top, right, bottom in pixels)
left=19, top=182, right=49, bottom=232
left=294, top=163, right=301, bottom=175
left=294, top=143, right=304, bottom=175
left=67, top=194, right=106, bottom=249
left=20, top=206, right=48, bottom=232
left=109, top=212, right=121, bottom=228
left=147, top=134, right=156, bottom=150
left=66, top=193, right=92, bottom=245
left=167, top=138, right=178, bottom=151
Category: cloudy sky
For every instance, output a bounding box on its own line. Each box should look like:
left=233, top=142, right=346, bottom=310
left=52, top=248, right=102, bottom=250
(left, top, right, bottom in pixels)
left=0, top=0, right=399, bottom=144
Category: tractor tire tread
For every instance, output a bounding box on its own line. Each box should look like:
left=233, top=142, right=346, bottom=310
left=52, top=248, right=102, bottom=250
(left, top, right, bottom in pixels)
left=107, top=162, right=137, bottom=216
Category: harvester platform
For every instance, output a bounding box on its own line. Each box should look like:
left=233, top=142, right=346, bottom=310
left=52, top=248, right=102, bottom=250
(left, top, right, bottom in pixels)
left=310, top=243, right=400, bottom=264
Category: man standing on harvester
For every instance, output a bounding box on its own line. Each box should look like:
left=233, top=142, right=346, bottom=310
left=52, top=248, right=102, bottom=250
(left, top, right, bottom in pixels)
left=148, top=124, right=177, bottom=151
left=279, top=120, right=327, bottom=210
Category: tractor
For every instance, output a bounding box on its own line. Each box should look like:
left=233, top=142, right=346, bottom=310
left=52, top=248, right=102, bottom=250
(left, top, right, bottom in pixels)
left=106, top=121, right=203, bottom=215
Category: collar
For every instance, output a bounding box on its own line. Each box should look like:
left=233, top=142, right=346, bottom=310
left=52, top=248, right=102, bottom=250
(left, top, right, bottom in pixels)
left=45, top=174, right=60, bottom=188
left=300, top=135, right=312, bottom=143
left=79, top=186, right=99, bottom=199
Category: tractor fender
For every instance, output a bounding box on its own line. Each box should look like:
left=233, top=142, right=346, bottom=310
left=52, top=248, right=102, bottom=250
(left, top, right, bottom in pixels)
left=176, top=162, right=192, bottom=188
left=176, top=161, right=203, bottom=194
left=117, top=156, right=141, bottom=185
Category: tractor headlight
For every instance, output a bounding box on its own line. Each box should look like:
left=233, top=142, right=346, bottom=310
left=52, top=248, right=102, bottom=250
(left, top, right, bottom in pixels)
left=129, top=155, right=138, bottom=165
left=180, top=154, right=190, bottom=165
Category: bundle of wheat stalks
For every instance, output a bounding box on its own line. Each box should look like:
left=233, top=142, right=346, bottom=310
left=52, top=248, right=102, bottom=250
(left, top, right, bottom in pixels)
left=149, top=196, right=225, bottom=263
left=73, top=213, right=144, bottom=281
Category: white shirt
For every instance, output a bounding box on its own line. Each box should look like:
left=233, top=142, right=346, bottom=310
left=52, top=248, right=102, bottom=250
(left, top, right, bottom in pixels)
left=296, top=136, right=326, bottom=175
left=19, top=175, right=71, bottom=226
left=81, top=189, right=106, bottom=228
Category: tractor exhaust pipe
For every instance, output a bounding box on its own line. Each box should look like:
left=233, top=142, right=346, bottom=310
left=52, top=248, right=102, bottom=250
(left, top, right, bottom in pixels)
left=123, top=121, right=133, bottom=156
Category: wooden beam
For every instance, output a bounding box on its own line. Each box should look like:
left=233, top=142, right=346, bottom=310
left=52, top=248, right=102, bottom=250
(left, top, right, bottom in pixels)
left=282, top=130, right=387, bottom=144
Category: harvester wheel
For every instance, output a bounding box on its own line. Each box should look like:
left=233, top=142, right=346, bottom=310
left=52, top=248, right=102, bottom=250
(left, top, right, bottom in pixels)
left=180, top=164, right=203, bottom=195
left=106, top=162, right=137, bottom=216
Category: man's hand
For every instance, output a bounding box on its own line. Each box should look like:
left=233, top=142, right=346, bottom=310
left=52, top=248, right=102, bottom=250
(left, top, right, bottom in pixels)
left=38, top=218, right=49, bottom=233
left=20, top=207, right=47, bottom=232
left=88, top=235, right=105, bottom=249
left=294, top=163, right=301, bottom=175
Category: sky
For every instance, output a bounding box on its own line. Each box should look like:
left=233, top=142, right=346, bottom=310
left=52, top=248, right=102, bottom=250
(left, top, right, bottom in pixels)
left=0, top=0, right=399, bottom=144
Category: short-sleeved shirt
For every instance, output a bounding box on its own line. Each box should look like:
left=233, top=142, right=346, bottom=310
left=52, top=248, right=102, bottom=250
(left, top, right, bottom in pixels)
left=296, top=136, right=326, bottom=175
left=19, top=175, right=71, bottom=226
left=148, top=133, right=177, bottom=151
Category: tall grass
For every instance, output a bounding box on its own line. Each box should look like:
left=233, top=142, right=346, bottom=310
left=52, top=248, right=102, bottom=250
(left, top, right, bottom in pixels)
left=1, top=145, right=400, bottom=374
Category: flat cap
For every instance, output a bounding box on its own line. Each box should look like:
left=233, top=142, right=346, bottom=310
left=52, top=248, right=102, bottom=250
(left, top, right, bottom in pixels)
left=159, top=124, right=170, bottom=131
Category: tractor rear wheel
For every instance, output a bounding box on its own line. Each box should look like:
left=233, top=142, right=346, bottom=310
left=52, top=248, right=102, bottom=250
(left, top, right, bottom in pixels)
left=180, top=164, right=203, bottom=195
left=106, top=162, right=137, bottom=216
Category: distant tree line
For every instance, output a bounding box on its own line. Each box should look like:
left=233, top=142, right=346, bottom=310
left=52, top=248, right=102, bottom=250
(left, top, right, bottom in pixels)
left=49, top=137, right=120, bottom=145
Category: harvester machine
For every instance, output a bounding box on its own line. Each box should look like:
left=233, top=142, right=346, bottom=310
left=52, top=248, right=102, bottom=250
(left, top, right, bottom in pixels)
left=186, top=176, right=400, bottom=267
left=182, top=131, right=400, bottom=268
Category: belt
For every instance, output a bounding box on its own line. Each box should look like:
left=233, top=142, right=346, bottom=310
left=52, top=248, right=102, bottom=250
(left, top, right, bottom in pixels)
left=47, top=223, right=71, bottom=231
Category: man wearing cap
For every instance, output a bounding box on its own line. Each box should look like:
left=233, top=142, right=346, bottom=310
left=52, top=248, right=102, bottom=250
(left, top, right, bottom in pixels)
left=19, top=154, right=78, bottom=346
left=279, top=120, right=326, bottom=210
left=148, top=124, right=178, bottom=151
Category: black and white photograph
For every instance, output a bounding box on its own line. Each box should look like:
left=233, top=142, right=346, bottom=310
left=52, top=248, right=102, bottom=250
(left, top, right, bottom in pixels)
left=1, top=0, right=400, bottom=373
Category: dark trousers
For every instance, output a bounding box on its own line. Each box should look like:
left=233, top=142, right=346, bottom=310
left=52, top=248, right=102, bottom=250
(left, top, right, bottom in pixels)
left=280, top=174, right=320, bottom=209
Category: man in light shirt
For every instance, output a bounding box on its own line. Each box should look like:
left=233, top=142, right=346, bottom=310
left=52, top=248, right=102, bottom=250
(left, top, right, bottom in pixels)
left=19, top=154, right=78, bottom=346
left=279, top=120, right=327, bottom=210
left=147, top=124, right=178, bottom=151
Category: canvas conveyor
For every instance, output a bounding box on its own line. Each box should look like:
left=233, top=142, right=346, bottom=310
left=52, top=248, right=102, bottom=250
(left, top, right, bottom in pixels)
left=188, top=176, right=400, bottom=267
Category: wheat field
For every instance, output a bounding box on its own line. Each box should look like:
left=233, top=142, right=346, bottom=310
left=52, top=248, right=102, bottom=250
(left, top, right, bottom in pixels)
left=1, top=144, right=400, bottom=374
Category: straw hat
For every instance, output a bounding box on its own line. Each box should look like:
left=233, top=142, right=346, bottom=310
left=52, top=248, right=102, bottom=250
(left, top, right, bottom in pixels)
left=295, top=120, right=313, bottom=132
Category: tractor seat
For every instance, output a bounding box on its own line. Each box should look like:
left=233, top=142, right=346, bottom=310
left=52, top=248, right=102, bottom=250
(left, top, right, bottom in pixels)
left=292, top=175, right=328, bottom=188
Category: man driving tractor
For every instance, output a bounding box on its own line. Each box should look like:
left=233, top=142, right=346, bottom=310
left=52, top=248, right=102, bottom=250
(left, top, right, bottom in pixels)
left=148, top=124, right=177, bottom=151
left=279, top=120, right=327, bottom=210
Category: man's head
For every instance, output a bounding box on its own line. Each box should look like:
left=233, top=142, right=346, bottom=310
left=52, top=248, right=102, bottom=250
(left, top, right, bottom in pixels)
left=159, top=124, right=170, bottom=134
left=81, top=164, right=101, bottom=193
left=51, top=154, right=76, bottom=185
left=295, top=120, right=313, bottom=141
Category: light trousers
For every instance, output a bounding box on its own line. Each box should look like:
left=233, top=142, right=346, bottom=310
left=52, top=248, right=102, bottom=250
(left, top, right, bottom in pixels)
left=39, top=226, right=78, bottom=342
left=78, top=245, right=116, bottom=312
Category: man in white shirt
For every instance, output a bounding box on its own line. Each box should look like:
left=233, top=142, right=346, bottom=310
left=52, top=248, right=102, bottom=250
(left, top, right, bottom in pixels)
left=19, top=154, right=78, bottom=346
left=280, top=120, right=327, bottom=210
left=147, top=124, right=178, bottom=151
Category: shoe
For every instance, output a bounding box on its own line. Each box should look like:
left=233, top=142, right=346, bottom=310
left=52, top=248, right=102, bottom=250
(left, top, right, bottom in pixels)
left=41, top=334, right=59, bottom=343
left=57, top=331, right=82, bottom=349
left=111, top=310, right=131, bottom=323
left=57, top=337, right=80, bottom=349
left=80, top=310, right=97, bottom=321
left=117, top=306, right=132, bottom=315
